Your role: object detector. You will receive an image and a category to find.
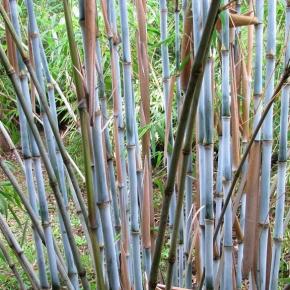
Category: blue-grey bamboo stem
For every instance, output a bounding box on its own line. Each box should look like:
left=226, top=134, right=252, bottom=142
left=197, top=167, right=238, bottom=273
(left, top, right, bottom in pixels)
left=9, top=1, right=49, bottom=287
left=25, top=1, right=79, bottom=286
left=159, top=3, right=177, bottom=282
left=192, top=0, right=205, bottom=273
left=269, top=84, right=289, bottom=290
left=202, top=0, right=214, bottom=288
left=96, top=38, right=121, bottom=236
left=0, top=214, right=41, bottom=290
left=95, top=42, right=120, bottom=273
left=269, top=1, right=290, bottom=287
left=119, top=0, right=143, bottom=288
left=91, top=94, right=121, bottom=290
left=105, top=0, right=131, bottom=282
left=221, top=1, right=232, bottom=288
left=258, top=0, right=276, bottom=288
left=253, top=0, right=264, bottom=139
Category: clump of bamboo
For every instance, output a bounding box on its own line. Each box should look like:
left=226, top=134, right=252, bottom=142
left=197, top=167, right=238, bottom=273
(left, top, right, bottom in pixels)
left=149, top=1, right=222, bottom=289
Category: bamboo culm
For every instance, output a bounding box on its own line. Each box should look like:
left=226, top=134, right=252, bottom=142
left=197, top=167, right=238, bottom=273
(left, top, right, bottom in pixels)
left=220, top=1, right=233, bottom=288
left=105, top=0, right=131, bottom=282
left=258, top=0, right=276, bottom=288
left=119, top=0, right=143, bottom=287
left=202, top=1, right=214, bottom=288
left=269, top=1, right=290, bottom=287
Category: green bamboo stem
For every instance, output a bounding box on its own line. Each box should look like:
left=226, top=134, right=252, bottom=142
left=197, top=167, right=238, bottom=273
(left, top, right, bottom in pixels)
left=0, top=45, right=90, bottom=290
left=0, top=238, right=27, bottom=290
left=192, top=1, right=206, bottom=274
left=148, top=1, right=221, bottom=289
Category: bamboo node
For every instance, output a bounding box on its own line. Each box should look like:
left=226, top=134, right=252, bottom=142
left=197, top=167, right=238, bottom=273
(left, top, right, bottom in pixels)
left=214, top=192, right=223, bottom=198
left=204, top=219, right=214, bottom=225
left=131, top=229, right=140, bottom=235
left=127, top=144, right=136, bottom=149
left=29, top=31, right=39, bottom=39
left=266, top=52, right=275, bottom=59
left=273, top=237, right=283, bottom=243
left=47, top=82, right=54, bottom=90
left=168, top=255, right=176, bottom=264
left=97, top=201, right=110, bottom=209
left=123, top=60, right=132, bottom=66
left=19, top=70, right=27, bottom=79
left=42, top=221, right=51, bottom=228
left=163, top=76, right=170, bottom=83
left=259, top=222, right=269, bottom=229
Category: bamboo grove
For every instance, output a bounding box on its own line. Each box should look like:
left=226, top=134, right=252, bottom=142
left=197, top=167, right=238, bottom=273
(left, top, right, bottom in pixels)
left=0, top=0, right=289, bottom=289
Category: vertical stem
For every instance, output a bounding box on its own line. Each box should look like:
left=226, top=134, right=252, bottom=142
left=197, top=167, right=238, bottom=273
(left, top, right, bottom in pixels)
left=258, top=0, right=276, bottom=288
left=269, top=1, right=290, bottom=287
left=159, top=0, right=177, bottom=284
left=119, top=0, right=143, bottom=287
left=221, top=1, right=232, bottom=288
